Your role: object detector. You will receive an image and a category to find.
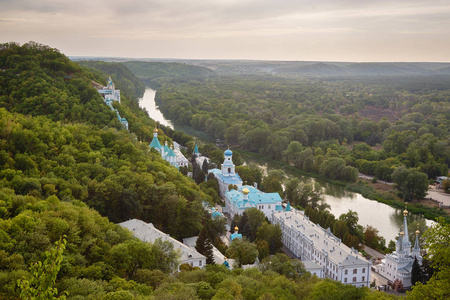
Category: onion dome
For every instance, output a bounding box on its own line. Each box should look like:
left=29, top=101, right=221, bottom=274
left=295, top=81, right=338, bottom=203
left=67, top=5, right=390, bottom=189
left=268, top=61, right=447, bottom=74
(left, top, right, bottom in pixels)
left=234, top=226, right=239, bottom=232
left=242, top=187, right=249, bottom=195
left=400, top=231, right=404, bottom=236
left=153, top=127, right=158, bottom=133
left=403, top=204, right=408, bottom=216
left=224, top=148, right=233, bottom=156
left=416, top=224, right=420, bottom=235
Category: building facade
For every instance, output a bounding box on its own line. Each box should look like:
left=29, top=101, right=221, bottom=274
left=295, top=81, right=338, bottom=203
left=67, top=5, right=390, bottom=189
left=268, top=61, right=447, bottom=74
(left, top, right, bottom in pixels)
left=272, top=208, right=371, bottom=287
left=374, top=207, right=422, bottom=287
left=97, top=76, right=121, bottom=103
left=96, top=77, right=128, bottom=129
left=149, top=128, right=187, bottom=169
left=208, top=149, right=243, bottom=197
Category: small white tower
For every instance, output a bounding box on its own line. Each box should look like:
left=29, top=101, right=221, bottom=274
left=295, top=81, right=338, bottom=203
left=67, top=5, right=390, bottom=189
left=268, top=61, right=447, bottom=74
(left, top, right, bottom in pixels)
left=221, top=148, right=236, bottom=176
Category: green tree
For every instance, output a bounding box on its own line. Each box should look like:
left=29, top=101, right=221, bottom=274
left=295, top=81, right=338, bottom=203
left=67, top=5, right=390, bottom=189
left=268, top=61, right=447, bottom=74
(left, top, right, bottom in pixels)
left=411, top=256, right=423, bottom=286
left=408, top=218, right=450, bottom=299
left=259, top=253, right=305, bottom=280
left=392, top=166, right=429, bottom=202
left=225, top=238, right=257, bottom=268
left=256, top=222, right=283, bottom=254
left=195, top=227, right=214, bottom=265
left=245, top=207, right=266, bottom=242
left=237, top=212, right=252, bottom=239
left=18, top=236, right=67, bottom=300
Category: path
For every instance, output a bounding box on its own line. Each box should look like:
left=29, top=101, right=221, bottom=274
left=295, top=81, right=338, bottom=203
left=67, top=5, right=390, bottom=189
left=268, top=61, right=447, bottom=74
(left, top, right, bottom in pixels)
left=426, top=186, right=450, bottom=206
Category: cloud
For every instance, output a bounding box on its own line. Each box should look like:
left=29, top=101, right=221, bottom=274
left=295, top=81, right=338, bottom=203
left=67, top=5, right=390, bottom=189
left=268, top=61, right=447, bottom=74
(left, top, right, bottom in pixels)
left=1, top=0, right=450, bottom=61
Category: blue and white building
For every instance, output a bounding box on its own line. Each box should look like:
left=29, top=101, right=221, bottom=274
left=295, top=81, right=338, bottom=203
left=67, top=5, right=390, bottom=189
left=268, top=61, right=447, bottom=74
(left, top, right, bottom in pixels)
left=224, top=185, right=283, bottom=220
left=96, top=77, right=128, bottom=130
left=97, top=76, right=121, bottom=103
left=208, top=149, right=243, bottom=197
left=149, top=128, right=181, bottom=169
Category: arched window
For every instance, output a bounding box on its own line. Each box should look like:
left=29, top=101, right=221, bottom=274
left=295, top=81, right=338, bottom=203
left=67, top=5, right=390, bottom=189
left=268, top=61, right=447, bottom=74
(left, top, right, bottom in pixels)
left=228, top=168, right=231, bottom=173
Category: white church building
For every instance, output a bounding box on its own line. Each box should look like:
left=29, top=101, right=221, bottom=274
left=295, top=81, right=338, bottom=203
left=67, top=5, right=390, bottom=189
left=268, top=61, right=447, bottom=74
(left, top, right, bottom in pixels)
left=208, top=148, right=243, bottom=197
left=149, top=127, right=188, bottom=169
left=374, top=207, right=422, bottom=287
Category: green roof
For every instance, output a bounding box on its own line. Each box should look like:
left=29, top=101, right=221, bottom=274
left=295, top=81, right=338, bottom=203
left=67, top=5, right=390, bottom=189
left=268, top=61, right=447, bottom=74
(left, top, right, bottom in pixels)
left=149, top=137, right=162, bottom=149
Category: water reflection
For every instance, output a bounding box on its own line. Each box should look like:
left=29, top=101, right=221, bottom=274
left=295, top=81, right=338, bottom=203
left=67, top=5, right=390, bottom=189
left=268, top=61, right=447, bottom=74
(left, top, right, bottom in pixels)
left=242, top=154, right=433, bottom=243
left=137, top=88, right=433, bottom=243
left=138, top=88, right=174, bottom=129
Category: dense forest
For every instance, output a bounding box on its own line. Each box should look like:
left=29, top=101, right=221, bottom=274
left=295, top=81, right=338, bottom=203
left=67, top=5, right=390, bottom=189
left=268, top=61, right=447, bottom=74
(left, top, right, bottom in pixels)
left=1, top=42, right=448, bottom=299
left=154, top=75, right=449, bottom=191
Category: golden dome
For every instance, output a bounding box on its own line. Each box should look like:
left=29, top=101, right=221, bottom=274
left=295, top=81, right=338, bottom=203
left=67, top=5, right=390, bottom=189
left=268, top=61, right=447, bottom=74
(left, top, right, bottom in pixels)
left=234, top=226, right=239, bottom=232
left=153, top=127, right=158, bottom=133
left=400, top=231, right=404, bottom=236
left=415, top=229, right=420, bottom=235
left=403, top=204, right=408, bottom=216
left=242, top=187, right=249, bottom=195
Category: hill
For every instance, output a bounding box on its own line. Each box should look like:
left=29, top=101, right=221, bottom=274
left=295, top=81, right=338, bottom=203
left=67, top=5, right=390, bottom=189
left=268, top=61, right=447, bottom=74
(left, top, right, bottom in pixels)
left=77, top=60, right=146, bottom=99
left=0, top=42, right=121, bottom=128
left=122, top=61, right=214, bottom=88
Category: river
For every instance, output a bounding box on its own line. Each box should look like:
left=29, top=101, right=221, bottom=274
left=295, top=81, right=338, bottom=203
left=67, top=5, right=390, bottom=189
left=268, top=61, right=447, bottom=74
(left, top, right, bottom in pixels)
left=138, top=87, right=433, bottom=243
left=139, top=88, right=174, bottom=129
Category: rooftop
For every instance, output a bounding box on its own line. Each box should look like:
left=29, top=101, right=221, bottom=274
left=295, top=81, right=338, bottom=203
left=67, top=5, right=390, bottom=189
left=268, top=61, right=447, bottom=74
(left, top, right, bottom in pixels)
left=119, top=219, right=205, bottom=263
left=226, top=185, right=283, bottom=208
left=273, top=209, right=370, bottom=267
left=209, top=168, right=243, bottom=185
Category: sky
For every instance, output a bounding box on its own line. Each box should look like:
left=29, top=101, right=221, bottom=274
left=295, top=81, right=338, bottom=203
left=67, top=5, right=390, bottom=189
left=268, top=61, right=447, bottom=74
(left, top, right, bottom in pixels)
left=1, top=0, right=450, bottom=62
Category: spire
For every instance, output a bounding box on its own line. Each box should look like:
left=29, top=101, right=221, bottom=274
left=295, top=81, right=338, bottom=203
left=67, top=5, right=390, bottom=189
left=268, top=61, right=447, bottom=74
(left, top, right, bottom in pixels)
left=285, top=201, right=291, bottom=212
left=153, top=122, right=159, bottom=138
left=413, top=224, right=421, bottom=255
left=402, top=204, right=411, bottom=252
left=398, top=227, right=404, bottom=253
left=193, top=142, right=199, bottom=155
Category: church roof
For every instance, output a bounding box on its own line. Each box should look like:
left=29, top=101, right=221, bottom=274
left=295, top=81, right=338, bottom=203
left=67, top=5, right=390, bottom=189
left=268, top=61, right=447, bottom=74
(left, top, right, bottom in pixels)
left=208, top=169, right=243, bottom=185
left=149, top=136, right=162, bottom=149
left=285, top=201, right=291, bottom=212
left=224, top=148, right=233, bottom=156
left=231, top=232, right=242, bottom=241
left=167, top=148, right=176, bottom=157
left=225, top=185, right=283, bottom=209
left=193, top=142, right=199, bottom=154
left=163, top=144, right=171, bottom=155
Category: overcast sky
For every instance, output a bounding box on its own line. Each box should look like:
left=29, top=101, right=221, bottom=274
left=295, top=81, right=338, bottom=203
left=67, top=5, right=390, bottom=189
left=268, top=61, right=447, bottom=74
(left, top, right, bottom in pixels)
left=1, top=0, right=449, bottom=62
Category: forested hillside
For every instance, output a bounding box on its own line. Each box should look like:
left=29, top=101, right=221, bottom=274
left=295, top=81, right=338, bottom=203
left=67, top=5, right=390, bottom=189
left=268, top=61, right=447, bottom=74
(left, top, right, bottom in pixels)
left=0, top=42, right=222, bottom=298
left=123, top=61, right=214, bottom=89
left=0, top=42, right=120, bottom=128
left=77, top=61, right=145, bottom=99
left=155, top=75, right=449, bottom=187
